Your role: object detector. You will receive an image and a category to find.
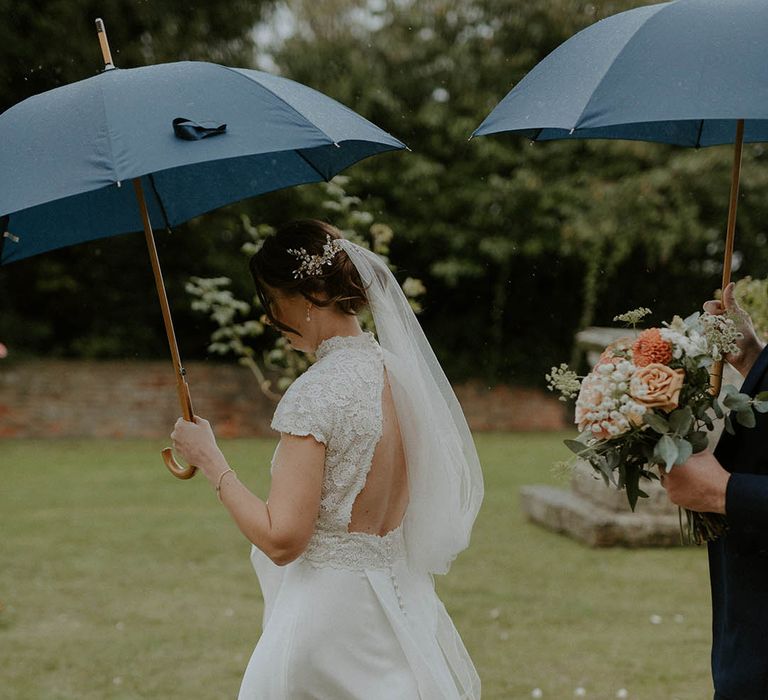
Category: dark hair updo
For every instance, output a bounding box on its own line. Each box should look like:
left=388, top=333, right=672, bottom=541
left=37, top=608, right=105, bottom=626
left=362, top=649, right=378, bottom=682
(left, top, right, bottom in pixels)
left=249, top=220, right=368, bottom=336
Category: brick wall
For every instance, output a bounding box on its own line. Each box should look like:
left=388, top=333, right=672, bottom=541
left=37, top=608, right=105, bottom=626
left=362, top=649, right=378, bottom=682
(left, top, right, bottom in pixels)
left=0, top=360, right=567, bottom=439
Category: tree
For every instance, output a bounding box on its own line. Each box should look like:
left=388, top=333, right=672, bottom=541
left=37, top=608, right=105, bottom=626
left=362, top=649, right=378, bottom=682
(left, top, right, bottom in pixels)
left=267, top=0, right=768, bottom=382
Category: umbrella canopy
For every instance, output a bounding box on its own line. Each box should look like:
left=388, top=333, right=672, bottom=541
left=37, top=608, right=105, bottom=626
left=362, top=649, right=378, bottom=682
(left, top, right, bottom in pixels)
left=472, top=0, right=768, bottom=393
left=0, top=60, right=404, bottom=264
left=473, top=0, right=768, bottom=146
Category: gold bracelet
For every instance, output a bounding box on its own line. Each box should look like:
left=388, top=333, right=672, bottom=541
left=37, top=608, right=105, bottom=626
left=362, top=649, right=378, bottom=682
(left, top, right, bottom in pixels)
left=215, top=468, right=236, bottom=503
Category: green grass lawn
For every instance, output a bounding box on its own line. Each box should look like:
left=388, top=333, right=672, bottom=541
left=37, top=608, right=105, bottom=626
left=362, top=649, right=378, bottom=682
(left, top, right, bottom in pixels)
left=1, top=433, right=712, bottom=700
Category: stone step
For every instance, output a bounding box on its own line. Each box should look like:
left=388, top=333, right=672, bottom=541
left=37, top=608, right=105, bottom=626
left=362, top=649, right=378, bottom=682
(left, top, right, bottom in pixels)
left=520, top=484, right=687, bottom=548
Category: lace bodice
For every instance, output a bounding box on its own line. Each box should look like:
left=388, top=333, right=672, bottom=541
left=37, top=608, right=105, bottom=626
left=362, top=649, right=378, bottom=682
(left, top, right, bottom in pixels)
left=271, top=332, right=393, bottom=566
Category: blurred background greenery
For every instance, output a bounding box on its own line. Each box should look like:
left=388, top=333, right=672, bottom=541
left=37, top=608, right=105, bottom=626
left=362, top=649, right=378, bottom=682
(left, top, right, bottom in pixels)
left=2, top=0, right=767, bottom=385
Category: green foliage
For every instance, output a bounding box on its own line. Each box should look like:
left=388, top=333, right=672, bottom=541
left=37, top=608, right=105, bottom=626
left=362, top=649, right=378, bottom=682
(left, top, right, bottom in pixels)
left=732, top=276, right=768, bottom=339
left=186, top=177, right=426, bottom=397
left=267, top=0, right=768, bottom=382
left=5, top=0, right=768, bottom=387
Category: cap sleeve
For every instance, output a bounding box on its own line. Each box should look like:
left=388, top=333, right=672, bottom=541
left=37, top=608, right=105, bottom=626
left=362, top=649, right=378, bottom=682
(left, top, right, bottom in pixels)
left=271, top=375, right=332, bottom=445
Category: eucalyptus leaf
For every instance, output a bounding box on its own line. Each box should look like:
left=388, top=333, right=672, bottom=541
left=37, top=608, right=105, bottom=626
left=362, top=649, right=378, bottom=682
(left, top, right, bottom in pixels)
left=736, top=409, right=757, bottom=429
left=713, top=400, right=724, bottom=419
left=689, top=431, right=709, bottom=453
left=674, top=438, right=693, bottom=465
left=564, top=439, right=588, bottom=455
left=724, top=414, right=735, bottom=435
left=595, top=459, right=615, bottom=486
left=654, top=434, right=679, bottom=472
left=669, top=407, right=693, bottom=436
left=723, top=391, right=751, bottom=412
left=593, top=465, right=610, bottom=487
left=643, top=412, right=670, bottom=434
left=753, top=400, right=768, bottom=414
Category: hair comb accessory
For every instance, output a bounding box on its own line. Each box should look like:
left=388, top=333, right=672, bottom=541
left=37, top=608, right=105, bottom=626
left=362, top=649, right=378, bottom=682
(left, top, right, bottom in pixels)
left=288, top=234, right=343, bottom=279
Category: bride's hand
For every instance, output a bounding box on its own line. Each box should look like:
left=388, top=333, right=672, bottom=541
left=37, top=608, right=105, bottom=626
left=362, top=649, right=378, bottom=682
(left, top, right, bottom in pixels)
left=170, top=415, right=224, bottom=474
left=703, top=282, right=764, bottom=376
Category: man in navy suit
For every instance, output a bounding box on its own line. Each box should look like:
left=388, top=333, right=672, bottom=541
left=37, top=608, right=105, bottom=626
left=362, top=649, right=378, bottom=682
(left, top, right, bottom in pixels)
left=663, top=282, right=768, bottom=700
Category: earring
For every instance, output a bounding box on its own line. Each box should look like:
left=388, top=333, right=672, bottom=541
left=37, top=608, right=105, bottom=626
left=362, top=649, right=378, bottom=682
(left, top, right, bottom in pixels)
left=306, top=304, right=312, bottom=322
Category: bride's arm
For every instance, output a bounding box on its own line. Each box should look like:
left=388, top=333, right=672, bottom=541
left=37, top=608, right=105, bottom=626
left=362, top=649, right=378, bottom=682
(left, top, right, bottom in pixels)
left=171, top=416, right=324, bottom=565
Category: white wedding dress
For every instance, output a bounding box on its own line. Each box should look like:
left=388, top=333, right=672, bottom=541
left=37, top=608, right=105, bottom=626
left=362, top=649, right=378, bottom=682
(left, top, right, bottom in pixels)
left=237, top=332, right=480, bottom=699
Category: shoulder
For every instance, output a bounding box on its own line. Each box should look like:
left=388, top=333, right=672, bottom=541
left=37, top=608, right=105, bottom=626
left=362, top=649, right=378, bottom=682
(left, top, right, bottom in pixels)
left=270, top=361, right=344, bottom=444
left=275, top=363, right=333, bottom=415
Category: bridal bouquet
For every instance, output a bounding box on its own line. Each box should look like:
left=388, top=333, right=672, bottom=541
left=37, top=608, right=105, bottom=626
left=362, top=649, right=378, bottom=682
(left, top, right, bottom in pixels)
left=547, top=308, right=768, bottom=543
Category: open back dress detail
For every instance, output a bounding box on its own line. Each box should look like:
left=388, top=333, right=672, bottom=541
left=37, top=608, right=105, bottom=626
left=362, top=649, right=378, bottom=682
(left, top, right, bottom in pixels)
left=238, top=332, right=480, bottom=700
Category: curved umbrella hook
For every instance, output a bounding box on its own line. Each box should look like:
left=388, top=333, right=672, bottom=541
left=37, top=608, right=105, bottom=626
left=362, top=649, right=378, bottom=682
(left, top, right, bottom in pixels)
left=165, top=376, right=198, bottom=479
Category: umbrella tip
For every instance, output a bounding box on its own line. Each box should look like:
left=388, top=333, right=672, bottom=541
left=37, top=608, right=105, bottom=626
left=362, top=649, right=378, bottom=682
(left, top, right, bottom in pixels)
left=95, top=18, right=116, bottom=70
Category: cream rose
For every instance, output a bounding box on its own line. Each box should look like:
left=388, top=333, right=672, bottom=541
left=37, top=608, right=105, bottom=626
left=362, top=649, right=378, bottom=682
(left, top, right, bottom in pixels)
left=629, top=363, right=685, bottom=412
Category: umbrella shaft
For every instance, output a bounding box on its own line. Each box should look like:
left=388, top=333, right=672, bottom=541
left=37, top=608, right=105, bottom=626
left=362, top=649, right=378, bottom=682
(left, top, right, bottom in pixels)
left=721, top=119, right=745, bottom=290
left=711, top=119, right=746, bottom=396
left=133, top=178, right=194, bottom=421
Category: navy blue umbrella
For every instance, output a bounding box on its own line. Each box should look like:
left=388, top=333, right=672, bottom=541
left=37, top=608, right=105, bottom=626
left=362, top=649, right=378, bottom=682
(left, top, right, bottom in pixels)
left=0, top=20, right=405, bottom=477
left=473, top=0, right=768, bottom=391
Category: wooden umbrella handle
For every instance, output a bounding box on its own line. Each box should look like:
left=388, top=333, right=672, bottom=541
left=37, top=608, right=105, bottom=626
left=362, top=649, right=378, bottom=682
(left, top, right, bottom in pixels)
left=164, top=376, right=198, bottom=480
left=710, top=119, right=745, bottom=396
left=133, top=178, right=198, bottom=480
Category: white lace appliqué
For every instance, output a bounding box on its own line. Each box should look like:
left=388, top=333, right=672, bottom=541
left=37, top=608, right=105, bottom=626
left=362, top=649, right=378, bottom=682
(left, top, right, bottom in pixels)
left=270, top=332, right=404, bottom=570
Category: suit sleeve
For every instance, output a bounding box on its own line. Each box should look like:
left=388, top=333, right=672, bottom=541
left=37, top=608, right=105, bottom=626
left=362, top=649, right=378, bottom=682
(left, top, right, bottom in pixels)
left=726, top=473, right=768, bottom=532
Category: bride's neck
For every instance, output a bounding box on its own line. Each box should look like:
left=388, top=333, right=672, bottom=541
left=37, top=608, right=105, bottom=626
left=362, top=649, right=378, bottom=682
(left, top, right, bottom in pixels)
left=313, top=315, right=363, bottom=349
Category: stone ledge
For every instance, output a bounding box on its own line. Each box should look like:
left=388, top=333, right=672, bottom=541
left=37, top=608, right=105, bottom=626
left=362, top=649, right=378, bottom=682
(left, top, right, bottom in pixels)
left=520, top=484, right=685, bottom=548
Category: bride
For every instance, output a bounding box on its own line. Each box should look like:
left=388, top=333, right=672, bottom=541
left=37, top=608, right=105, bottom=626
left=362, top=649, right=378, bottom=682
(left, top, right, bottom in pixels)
left=171, top=219, right=484, bottom=699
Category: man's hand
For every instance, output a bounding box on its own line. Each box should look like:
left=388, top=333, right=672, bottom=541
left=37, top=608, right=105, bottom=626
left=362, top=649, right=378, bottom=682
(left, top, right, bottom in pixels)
left=660, top=450, right=730, bottom=514
left=703, top=282, right=765, bottom=377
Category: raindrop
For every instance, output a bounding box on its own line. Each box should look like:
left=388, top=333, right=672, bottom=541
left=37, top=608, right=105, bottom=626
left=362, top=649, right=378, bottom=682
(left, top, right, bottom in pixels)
left=431, top=87, right=450, bottom=103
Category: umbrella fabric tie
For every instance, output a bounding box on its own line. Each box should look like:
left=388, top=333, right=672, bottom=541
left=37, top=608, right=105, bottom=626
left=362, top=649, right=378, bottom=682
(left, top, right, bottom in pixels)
left=172, top=118, right=227, bottom=141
